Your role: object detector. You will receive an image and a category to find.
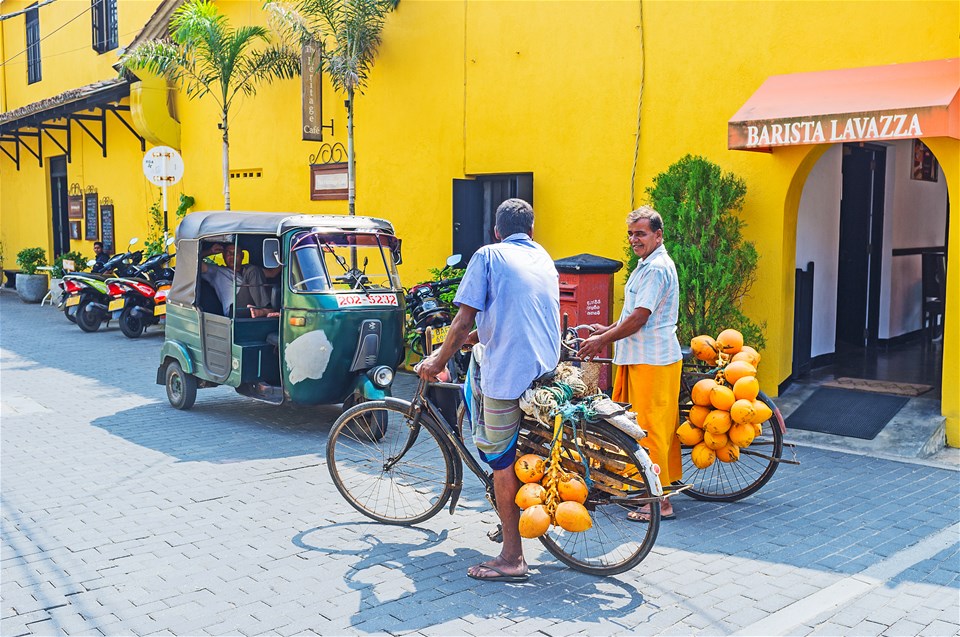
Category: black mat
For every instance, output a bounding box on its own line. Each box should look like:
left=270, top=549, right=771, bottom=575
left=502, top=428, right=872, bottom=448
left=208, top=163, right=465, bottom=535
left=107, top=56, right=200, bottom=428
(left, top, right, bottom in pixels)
left=786, top=387, right=910, bottom=440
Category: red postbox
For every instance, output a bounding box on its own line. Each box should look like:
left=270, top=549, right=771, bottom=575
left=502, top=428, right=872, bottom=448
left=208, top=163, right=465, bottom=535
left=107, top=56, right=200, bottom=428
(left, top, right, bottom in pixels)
left=554, top=254, right=623, bottom=391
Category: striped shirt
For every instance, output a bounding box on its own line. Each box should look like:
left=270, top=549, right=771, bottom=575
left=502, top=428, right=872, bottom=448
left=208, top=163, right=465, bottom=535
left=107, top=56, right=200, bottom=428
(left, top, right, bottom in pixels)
left=612, top=244, right=682, bottom=366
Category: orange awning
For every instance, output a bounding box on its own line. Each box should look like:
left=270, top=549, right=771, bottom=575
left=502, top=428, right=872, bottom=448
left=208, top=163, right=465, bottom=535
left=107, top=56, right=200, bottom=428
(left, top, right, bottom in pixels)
left=729, top=58, right=959, bottom=151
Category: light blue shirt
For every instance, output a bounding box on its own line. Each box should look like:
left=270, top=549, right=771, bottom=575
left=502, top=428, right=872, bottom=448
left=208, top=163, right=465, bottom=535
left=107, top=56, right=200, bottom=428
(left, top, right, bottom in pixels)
left=454, top=233, right=561, bottom=400
left=612, top=244, right=682, bottom=366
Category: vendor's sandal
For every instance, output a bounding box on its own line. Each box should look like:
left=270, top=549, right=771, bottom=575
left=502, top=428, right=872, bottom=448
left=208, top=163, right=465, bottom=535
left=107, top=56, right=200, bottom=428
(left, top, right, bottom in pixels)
left=467, top=563, right=529, bottom=583
left=627, top=510, right=675, bottom=523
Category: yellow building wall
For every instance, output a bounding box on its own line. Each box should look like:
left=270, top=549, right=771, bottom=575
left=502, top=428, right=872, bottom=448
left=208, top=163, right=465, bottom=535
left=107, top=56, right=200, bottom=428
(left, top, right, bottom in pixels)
left=2, top=0, right=957, bottom=440
left=1, top=0, right=159, bottom=110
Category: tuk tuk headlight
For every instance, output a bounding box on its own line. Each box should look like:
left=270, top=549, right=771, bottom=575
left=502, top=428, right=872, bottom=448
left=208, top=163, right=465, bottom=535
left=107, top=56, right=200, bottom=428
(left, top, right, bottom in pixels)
left=368, top=365, right=394, bottom=388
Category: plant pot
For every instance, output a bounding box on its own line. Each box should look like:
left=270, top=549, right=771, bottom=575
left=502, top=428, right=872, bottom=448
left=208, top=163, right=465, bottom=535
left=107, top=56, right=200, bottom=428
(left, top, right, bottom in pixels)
left=49, top=278, right=64, bottom=304
left=16, top=273, right=48, bottom=303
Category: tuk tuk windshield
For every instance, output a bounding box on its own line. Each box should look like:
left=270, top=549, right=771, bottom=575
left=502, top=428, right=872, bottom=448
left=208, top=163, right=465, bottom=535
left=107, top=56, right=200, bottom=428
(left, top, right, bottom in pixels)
left=289, top=231, right=401, bottom=293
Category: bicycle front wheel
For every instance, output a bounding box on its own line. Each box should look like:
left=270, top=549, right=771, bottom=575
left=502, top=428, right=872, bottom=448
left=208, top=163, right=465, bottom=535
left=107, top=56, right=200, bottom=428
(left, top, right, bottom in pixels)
left=680, top=391, right=784, bottom=502
left=520, top=420, right=661, bottom=576
left=327, top=400, right=456, bottom=525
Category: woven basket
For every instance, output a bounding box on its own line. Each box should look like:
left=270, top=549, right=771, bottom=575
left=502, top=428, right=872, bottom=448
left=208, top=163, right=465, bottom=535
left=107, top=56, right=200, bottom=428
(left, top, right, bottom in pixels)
left=579, top=362, right=601, bottom=395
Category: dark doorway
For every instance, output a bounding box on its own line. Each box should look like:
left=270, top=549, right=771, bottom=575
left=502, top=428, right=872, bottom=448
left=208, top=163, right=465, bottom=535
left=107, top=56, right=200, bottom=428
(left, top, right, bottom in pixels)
left=50, top=155, right=69, bottom=257
left=452, top=173, right=533, bottom=264
left=835, top=144, right=886, bottom=350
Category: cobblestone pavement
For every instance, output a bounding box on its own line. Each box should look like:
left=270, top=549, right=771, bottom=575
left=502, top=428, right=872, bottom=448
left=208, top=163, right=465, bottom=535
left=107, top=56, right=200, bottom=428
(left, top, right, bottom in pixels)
left=2, top=291, right=958, bottom=637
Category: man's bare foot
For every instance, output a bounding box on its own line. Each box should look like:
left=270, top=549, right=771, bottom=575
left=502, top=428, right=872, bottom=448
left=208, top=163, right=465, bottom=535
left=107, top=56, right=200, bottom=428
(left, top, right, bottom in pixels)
left=627, top=502, right=675, bottom=522
left=467, top=556, right=528, bottom=582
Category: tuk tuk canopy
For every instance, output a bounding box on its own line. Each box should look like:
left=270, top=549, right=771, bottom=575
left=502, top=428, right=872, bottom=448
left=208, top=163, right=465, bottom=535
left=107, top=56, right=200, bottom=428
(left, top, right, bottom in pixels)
left=175, top=211, right=395, bottom=241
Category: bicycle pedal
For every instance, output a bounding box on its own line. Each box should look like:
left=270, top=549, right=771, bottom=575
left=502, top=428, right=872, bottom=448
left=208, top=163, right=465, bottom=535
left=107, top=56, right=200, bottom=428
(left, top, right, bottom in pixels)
left=487, top=524, right=503, bottom=543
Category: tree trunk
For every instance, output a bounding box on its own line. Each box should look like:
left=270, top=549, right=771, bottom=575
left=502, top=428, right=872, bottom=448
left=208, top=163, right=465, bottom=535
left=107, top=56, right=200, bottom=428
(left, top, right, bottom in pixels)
left=347, top=86, right=355, bottom=216
left=221, top=112, right=231, bottom=211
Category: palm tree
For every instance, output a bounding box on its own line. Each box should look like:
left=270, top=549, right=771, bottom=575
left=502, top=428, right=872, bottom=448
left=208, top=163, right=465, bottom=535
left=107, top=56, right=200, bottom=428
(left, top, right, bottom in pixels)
left=266, top=0, right=398, bottom=215
left=121, top=0, right=300, bottom=210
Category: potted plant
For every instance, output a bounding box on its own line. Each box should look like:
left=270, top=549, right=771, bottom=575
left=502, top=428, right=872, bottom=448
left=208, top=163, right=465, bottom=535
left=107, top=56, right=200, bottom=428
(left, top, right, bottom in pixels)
left=50, top=251, right=88, bottom=304
left=15, top=247, right=48, bottom=303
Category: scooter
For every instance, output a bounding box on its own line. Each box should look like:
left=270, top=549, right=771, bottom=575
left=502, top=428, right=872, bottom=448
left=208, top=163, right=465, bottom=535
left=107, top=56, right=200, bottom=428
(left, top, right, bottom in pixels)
left=62, top=238, right=142, bottom=332
left=59, top=239, right=142, bottom=324
left=108, top=239, right=176, bottom=338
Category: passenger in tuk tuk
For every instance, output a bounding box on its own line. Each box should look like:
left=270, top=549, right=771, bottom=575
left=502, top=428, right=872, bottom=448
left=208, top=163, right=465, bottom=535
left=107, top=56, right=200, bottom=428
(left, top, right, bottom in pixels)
left=200, top=241, right=280, bottom=318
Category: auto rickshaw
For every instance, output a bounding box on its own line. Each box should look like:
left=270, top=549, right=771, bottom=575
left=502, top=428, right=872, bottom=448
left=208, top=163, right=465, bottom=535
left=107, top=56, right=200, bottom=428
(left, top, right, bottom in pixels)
left=158, top=212, right=405, bottom=419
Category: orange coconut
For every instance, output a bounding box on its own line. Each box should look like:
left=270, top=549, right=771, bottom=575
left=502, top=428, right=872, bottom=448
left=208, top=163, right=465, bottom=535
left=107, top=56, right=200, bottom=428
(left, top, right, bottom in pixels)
left=518, top=505, right=552, bottom=538
left=677, top=421, right=705, bottom=446
left=733, top=376, right=760, bottom=402
left=691, top=379, right=718, bottom=406
left=716, top=443, right=741, bottom=463
left=691, top=443, right=716, bottom=469
left=558, top=474, right=589, bottom=504
left=710, top=384, right=736, bottom=411
left=723, top=360, right=757, bottom=386
left=716, top=329, right=744, bottom=355
left=729, top=422, right=756, bottom=448
left=703, top=409, right=733, bottom=435
left=730, top=399, right=757, bottom=425
left=688, top=405, right=711, bottom=428
left=703, top=429, right=729, bottom=451
left=515, top=483, right=547, bottom=509
left=514, top=454, right=546, bottom=484
left=691, top=335, right=719, bottom=363
left=555, top=501, right=593, bottom=532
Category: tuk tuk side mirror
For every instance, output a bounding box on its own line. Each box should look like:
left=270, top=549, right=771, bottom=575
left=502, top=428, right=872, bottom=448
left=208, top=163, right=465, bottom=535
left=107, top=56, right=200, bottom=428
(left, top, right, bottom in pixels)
left=446, top=254, right=462, bottom=269
left=392, top=238, right=403, bottom=265
left=263, top=238, right=282, bottom=268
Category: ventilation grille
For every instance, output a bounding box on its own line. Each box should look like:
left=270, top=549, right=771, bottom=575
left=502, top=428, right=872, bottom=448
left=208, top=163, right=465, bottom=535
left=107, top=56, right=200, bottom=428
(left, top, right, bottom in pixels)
left=230, top=169, right=263, bottom=179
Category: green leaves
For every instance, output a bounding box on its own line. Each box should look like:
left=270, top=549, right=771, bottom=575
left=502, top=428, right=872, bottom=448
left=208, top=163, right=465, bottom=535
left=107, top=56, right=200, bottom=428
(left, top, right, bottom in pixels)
left=638, top=155, right=766, bottom=349
left=15, top=247, right=46, bottom=275
left=265, top=0, right=395, bottom=95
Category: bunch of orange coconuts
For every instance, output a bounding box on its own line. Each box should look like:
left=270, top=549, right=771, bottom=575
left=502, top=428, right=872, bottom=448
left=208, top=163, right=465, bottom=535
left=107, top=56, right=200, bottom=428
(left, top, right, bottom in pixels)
left=680, top=328, right=772, bottom=469
left=513, top=448, right=592, bottom=539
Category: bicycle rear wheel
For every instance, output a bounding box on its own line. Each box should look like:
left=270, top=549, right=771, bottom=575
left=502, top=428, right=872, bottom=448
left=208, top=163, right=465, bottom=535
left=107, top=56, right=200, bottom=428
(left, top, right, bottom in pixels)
left=327, top=400, right=456, bottom=525
left=679, top=391, right=784, bottom=502
left=518, top=419, right=661, bottom=576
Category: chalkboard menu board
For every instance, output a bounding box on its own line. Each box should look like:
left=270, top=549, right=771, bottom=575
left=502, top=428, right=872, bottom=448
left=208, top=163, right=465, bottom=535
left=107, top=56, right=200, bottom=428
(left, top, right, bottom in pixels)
left=84, top=192, right=99, bottom=241
left=100, top=203, right=115, bottom=254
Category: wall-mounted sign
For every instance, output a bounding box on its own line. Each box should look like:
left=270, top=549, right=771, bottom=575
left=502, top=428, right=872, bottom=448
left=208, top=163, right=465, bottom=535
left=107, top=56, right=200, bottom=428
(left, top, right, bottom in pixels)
left=911, top=139, right=939, bottom=182
left=84, top=188, right=99, bottom=240
left=100, top=199, right=115, bottom=254
left=310, top=162, right=348, bottom=200
left=301, top=41, right=324, bottom=141
left=68, top=183, right=83, bottom=219
left=731, top=111, right=924, bottom=150
left=69, top=221, right=81, bottom=240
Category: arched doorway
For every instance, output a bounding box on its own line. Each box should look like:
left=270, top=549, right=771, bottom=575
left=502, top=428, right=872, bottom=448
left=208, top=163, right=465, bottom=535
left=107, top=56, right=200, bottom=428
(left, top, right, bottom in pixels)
left=787, top=138, right=952, bottom=446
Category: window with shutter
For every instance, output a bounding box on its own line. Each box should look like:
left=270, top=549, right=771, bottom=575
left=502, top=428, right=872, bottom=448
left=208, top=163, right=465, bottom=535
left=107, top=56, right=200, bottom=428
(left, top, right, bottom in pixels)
left=26, top=4, right=41, bottom=84
left=91, top=0, right=118, bottom=54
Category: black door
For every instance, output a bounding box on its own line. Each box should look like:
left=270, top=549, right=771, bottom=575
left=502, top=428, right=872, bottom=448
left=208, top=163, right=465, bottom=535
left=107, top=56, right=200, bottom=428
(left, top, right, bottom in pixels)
left=835, top=144, right=886, bottom=349
left=452, top=173, right=533, bottom=264
left=50, top=156, right=69, bottom=257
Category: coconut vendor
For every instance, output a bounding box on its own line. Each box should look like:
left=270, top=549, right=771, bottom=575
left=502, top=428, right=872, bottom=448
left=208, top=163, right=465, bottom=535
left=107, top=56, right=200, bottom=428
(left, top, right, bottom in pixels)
left=577, top=206, right=682, bottom=521
left=417, top=198, right=560, bottom=582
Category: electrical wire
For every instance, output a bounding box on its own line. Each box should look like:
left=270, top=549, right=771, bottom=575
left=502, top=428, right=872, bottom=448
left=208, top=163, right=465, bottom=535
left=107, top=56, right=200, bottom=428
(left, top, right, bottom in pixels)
left=0, top=28, right=139, bottom=67
left=0, top=1, right=93, bottom=67
left=629, top=0, right=645, bottom=210
left=0, top=0, right=58, bottom=22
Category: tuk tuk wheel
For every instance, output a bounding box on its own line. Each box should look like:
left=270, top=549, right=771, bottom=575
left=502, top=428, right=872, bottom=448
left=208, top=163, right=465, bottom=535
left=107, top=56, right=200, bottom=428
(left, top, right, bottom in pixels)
left=165, top=360, right=197, bottom=410
left=342, top=393, right=386, bottom=441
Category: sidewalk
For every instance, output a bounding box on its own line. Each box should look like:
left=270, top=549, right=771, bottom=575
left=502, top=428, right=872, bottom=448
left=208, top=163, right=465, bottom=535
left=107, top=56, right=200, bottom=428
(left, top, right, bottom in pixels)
left=2, top=290, right=958, bottom=636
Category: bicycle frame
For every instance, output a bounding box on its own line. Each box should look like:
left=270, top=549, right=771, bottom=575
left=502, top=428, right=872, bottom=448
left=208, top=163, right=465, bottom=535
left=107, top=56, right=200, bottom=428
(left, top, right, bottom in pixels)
left=389, top=378, right=497, bottom=516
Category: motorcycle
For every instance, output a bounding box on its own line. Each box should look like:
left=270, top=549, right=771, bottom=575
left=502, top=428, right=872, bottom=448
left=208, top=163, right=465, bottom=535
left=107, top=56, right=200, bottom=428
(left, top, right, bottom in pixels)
left=107, top=238, right=176, bottom=339
left=60, top=238, right=143, bottom=332
left=404, top=255, right=467, bottom=425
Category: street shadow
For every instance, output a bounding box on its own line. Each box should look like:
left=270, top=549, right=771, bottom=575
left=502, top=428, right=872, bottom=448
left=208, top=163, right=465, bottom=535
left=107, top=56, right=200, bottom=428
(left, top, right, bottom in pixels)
left=91, top=396, right=339, bottom=463
left=654, top=446, right=960, bottom=589
left=293, top=522, right=649, bottom=631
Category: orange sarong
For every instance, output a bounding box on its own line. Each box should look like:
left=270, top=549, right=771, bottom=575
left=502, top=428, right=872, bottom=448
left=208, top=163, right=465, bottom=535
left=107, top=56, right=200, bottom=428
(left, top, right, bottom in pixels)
left=612, top=361, right=683, bottom=486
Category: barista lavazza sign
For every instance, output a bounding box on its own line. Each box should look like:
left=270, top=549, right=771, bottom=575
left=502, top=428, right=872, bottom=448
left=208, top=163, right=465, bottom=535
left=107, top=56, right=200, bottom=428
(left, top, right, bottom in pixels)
left=733, top=111, right=923, bottom=149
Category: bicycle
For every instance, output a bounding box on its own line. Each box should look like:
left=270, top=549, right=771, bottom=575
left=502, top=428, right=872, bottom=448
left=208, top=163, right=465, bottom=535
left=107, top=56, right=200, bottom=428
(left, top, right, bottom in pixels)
left=676, top=356, right=796, bottom=501
left=326, top=372, right=664, bottom=576
left=562, top=324, right=796, bottom=504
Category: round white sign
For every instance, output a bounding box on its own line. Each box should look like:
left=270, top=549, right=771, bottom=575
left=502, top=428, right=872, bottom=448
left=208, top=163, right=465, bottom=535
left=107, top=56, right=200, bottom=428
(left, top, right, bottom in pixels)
left=142, top=146, right=184, bottom=186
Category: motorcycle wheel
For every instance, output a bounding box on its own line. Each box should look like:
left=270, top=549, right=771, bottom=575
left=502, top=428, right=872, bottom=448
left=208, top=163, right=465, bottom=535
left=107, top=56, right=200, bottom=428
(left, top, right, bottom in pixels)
left=119, top=306, right=145, bottom=339
left=76, top=299, right=102, bottom=333
left=165, top=361, right=197, bottom=410
left=63, top=302, right=78, bottom=323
